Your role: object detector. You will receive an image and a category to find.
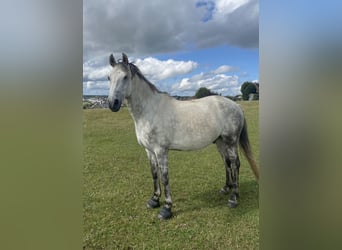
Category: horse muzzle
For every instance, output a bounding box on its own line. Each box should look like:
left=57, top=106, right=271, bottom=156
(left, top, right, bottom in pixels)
left=109, top=99, right=122, bottom=112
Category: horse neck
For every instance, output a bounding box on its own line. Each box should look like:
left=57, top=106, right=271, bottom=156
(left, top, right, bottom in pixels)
left=126, top=76, right=161, bottom=119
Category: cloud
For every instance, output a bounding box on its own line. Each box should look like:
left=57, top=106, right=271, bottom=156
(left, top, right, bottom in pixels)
left=83, top=80, right=110, bottom=95
left=83, top=57, right=111, bottom=81
left=194, top=0, right=258, bottom=48
left=214, top=0, right=250, bottom=16
left=83, top=56, right=197, bottom=81
left=83, top=56, right=198, bottom=94
left=83, top=0, right=258, bottom=59
left=211, top=65, right=239, bottom=74
left=83, top=56, right=242, bottom=96
left=83, top=66, right=110, bottom=81
left=171, top=70, right=241, bottom=96
left=84, top=81, right=108, bottom=90
left=134, top=57, right=198, bottom=81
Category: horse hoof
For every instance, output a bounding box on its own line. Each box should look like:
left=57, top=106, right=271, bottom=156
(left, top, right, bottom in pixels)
left=158, top=206, right=172, bottom=220
left=228, top=199, right=238, bottom=208
left=147, top=198, right=160, bottom=209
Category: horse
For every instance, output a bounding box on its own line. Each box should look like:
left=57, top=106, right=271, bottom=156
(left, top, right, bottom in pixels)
left=107, top=53, right=259, bottom=220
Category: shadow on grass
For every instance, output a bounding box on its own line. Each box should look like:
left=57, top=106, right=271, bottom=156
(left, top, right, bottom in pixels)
left=172, top=180, right=259, bottom=218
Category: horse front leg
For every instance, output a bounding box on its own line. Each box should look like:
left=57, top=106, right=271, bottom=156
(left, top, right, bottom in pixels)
left=145, top=149, right=161, bottom=209
left=155, top=149, right=172, bottom=220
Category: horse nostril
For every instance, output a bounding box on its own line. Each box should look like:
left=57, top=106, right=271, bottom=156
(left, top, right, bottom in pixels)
left=114, top=99, right=119, bottom=106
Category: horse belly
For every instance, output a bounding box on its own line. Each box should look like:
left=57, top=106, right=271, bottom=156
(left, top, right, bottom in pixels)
left=170, top=138, right=214, bottom=151
left=168, top=102, right=224, bottom=150
left=170, top=123, right=220, bottom=151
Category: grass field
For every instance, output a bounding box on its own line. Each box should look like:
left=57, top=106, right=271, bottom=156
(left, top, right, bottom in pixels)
left=83, top=101, right=259, bottom=249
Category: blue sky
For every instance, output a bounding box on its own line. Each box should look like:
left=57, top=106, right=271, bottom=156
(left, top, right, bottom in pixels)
left=83, top=0, right=258, bottom=96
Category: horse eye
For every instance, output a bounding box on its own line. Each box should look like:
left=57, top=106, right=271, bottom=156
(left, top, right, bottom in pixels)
left=124, top=75, right=128, bottom=80
left=107, top=76, right=110, bottom=81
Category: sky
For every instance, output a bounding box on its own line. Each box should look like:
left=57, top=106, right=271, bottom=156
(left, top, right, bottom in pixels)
left=83, top=0, right=258, bottom=96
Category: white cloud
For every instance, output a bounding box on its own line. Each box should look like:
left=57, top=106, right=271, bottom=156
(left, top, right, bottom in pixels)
left=83, top=80, right=110, bottom=95
left=83, top=56, right=197, bottom=82
left=169, top=61, right=241, bottom=96
left=171, top=71, right=241, bottom=96
left=135, top=57, right=198, bottom=81
left=84, top=66, right=110, bottom=81
left=214, top=0, right=250, bottom=17
left=85, top=81, right=108, bottom=90
left=211, top=65, right=239, bottom=74
left=84, top=65, right=245, bottom=96
left=83, top=56, right=198, bottom=94
left=83, top=57, right=111, bottom=81
left=83, top=55, right=246, bottom=97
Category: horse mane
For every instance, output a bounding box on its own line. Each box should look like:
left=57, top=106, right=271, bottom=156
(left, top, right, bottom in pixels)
left=127, top=62, right=167, bottom=95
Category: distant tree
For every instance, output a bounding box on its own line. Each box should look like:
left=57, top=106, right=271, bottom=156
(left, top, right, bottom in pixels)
left=226, top=96, right=235, bottom=101
left=195, top=87, right=218, bottom=99
left=240, top=82, right=257, bottom=100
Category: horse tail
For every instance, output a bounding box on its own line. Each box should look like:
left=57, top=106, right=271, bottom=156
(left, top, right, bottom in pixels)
left=239, top=117, right=259, bottom=181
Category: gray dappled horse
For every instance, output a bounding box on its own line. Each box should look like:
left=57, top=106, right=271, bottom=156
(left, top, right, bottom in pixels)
left=108, top=53, right=259, bottom=220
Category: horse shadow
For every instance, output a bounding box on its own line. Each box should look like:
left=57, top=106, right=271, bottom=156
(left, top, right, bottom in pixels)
left=172, top=180, right=259, bottom=218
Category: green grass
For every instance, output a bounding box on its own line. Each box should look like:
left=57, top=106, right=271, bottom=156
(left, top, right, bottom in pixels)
left=83, top=101, right=259, bottom=249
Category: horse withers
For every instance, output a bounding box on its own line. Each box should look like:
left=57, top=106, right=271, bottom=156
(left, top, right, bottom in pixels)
left=108, top=53, right=259, bottom=220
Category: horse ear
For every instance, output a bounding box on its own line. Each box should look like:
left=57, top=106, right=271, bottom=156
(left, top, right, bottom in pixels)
left=109, top=54, right=116, bottom=67
left=122, top=53, right=129, bottom=65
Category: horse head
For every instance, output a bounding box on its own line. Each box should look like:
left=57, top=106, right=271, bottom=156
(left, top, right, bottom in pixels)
left=108, top=53, right=132, bottom=112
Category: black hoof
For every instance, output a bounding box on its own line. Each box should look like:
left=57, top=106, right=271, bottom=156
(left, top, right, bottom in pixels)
left=228, top=199, right=238, bottom=208
left=147, top=198, right=160, bottom=209
left=158, top=206, right=172, bottom=220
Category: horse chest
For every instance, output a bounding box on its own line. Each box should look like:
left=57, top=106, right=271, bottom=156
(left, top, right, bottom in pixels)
left=134, top=121, right=168, bottom=150
left=135, top=129, right=150, bottom=147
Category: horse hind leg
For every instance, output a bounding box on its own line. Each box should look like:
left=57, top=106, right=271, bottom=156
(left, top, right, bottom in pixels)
left=226, top=142, right=240, bottom=208
left=216, top=137, right=240, bottom=208
left=215, top=138, right=231, bottom=195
